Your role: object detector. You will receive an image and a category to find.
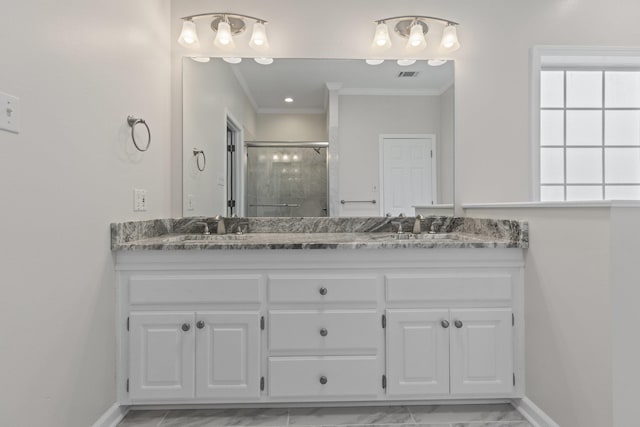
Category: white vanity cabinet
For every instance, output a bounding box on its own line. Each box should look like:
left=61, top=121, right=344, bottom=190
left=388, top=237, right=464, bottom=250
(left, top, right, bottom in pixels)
left=116, top=249, right=524, bottom=406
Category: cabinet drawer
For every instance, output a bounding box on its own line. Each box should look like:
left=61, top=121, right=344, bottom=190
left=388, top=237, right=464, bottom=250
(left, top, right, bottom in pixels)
left=129, top=275, right=261, bottom=305
left=268, top=275, right=377, bottom=304
left=386, top=273, right=512, bottom=303
left=268, top=356, right=379, bottom=398
left=269, top=310, right=378, bottom=353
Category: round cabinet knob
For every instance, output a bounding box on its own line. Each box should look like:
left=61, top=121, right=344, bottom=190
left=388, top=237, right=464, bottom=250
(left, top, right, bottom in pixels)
left=319, top=287, right=328, bottom=296
left=441, top=320, right=450, bottom=328
left=454, top=320, right=463, bottom=329
left=319, top=376, right=328, bottom=385
left=181, top=323, right=191, bottom=332
left=320, top=328, right=328, bottom=337
left=196, top=321, right=205, bottom=329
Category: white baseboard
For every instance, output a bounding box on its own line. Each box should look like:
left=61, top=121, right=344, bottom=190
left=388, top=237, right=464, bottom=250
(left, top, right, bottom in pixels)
left=512, top=397, right=560, bottom=427
left=91, top=403, right=129, bottom=427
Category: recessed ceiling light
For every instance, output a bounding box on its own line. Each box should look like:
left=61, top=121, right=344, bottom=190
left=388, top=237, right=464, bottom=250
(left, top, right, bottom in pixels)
left=284, top=97, right=294, bottom=103
left=397, top=59, right=417, bottom=66
left=191, top=57, right=211, bottom=63
left=427, top=59, right=447, bottom=66
left=254, top=57, right=274, bottom=65
left=222, top=57, right=242, bottom=64
left=365, top=59, right=384, bottom=65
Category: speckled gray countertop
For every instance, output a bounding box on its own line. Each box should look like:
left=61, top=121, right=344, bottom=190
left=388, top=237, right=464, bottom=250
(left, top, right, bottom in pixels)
left=111, top=217, right=528, bottom=250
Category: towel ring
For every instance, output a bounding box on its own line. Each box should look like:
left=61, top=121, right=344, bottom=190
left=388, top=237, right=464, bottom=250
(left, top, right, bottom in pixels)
left=127, top=115, right=151, bottom=152
left=193, top=148, right=206, bottom=171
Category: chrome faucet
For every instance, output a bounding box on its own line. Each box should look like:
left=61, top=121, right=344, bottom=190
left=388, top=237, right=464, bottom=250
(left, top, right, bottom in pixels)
left=231, top=220, right=250, bottom=235
left=412, top=215, right=424, bottom=234
left=391, top=221, right=404, bottom=234
left=429, top=218, right=444, bottom=234
left=214, top=215, right=226, bottom=235
left=194, top=221, right=210, bottom=235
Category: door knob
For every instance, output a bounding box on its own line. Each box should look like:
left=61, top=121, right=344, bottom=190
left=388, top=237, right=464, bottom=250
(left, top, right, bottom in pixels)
left=181, top=323, right=191, bottom=332
left=196, top=321, right=205, bottom=329
left=319, top=287, right=328, bottom=295
left=441, top=320, right=450, bottom=328
left=320, top=328, right=328, bottom=336
left=454, top=320, right=463, bottom=328
left=319, top=376, right=328, bottom=385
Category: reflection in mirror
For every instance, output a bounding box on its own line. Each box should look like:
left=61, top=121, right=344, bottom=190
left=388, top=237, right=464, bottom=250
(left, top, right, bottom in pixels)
left=182, top=58, right=454, bottom=217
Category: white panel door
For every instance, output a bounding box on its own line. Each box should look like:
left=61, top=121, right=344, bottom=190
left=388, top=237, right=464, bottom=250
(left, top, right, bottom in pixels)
left=386, top=309, right=450, bottom=396
left=195, top=311, right=261, bottom=399
left=450, top=308, right=513, bottom=395
left=382, top=137, right=434, bottom=216
left=129, top=311, right=195, bottom=400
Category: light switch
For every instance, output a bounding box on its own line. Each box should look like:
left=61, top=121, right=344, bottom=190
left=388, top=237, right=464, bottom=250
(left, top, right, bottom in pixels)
left=134, top=189, right=147, bottom=212
left=0, top=92, right=20, bottom=134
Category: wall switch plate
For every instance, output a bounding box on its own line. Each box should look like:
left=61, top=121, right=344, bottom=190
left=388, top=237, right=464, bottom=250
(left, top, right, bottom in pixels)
left=134, top=189, right=147, bottom=211
left=217, top=175, right=225, bottom=187
left=0, top=92, right=20, bottom=134
left=186, top=194, right=195, bottom=211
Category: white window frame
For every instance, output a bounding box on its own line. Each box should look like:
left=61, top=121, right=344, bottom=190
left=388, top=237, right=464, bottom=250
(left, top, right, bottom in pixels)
left=530, top=46, right=640, bottom=201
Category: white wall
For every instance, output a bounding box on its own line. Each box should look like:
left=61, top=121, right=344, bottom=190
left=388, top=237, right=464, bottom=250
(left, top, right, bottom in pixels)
left=253, top=113, right=327, bottom=141
left=465, top=207, right=613, bottom=427
left=0, top=1, right=171, bottom=426
left=182, top=59, right=257, bottom=216
left=338, top=95, right=442, bottom=216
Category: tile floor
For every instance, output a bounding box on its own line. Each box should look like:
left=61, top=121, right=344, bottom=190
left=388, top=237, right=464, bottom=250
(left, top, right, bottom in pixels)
left=117, top=404, right=532, bottom=427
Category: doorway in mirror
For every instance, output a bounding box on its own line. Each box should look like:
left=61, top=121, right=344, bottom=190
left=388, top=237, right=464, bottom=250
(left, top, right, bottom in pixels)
left=246, top=143, right=328, bottom=217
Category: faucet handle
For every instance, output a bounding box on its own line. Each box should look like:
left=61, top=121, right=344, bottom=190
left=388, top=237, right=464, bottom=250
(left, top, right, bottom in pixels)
left=391, top=221, right=404, bottom=234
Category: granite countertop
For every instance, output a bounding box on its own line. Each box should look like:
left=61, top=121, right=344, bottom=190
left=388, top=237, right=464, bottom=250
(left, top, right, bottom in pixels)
left=111, top=217, right=528, bottom=250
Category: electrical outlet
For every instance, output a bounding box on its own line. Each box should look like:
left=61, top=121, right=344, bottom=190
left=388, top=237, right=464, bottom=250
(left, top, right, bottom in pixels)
left=186, top=194, right=195, bottom=211
left=134, top=189, right=147, bottom=211
left=0, top=92, right=20, bottom=134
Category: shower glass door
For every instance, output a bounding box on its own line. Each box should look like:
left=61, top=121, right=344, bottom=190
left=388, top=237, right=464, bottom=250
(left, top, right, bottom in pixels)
left=246, top=144, right=328, bottom=217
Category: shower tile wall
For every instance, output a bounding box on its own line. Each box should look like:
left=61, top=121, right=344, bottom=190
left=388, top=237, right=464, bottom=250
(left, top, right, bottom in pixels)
left=247, top=147, right=328, bottom=217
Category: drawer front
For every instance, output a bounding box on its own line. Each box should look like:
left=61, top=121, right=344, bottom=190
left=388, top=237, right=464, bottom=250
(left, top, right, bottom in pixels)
left=129, top=275, right=261, bottom=305
left=268, top=275, right=377, bottom=304
left=386, top=273, right=512, bottom=303
left=268, top=356, right=379, bottom=398
left=269, top=310, right=378, bottom=353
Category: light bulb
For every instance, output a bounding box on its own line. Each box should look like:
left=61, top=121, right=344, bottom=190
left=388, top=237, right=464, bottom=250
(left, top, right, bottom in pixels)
left=372, top=23, right=392, bottom=50
left=214, top=21, right=235, bottom=50
left=178, top=20, right=199, bottom=47
left=254, top=57, right=274, bottom=65
left=397, top=59, right=417, bottom=66
left=407, top=23, right=427, bottom=50
left=441, top=24, right=460, bottom=51
left=427, top=59, right=447, bottom=66
left=191, top=57, right=211, bottom=63
left=222, top=57, right=242, bottom=64
left=249, top=21, right=269, bottom=51
left=365, top=59, right=384, bottom=65
left=284, top=97, right=294, bottom=103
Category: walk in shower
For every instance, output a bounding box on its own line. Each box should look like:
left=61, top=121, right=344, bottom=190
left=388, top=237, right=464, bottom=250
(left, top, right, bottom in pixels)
left=246, top=142, right=328, bottom=217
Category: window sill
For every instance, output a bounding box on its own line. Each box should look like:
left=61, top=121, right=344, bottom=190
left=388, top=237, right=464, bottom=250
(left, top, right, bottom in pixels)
left=462, top=200, right=640, bottom=209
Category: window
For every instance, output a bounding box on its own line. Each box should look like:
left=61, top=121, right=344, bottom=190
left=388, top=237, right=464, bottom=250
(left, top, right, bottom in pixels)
left=539, top=69, right=640, bottom=201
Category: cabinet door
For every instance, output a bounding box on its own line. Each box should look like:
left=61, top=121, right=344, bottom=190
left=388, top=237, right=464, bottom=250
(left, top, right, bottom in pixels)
left=386, top=309, right=450, bottom=396
left=129, top=312, right=195, bottom=400
left=450, top=308, right=513, bottom=395
left=195, top=311, right=261, bottom=399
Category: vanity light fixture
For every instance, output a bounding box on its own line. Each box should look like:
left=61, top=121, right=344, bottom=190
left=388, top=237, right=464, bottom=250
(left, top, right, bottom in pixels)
left=191, top=57, right=211, bottom=63
left=254, top=57, right=274, bottom=65
left=372, top=15, right=460, bottom=53
left=178, top=13, right=270, bottom=53
left=397, top=59, right=417, bottom=66
left=222, top=57, right=242, bottom=64
left=284, top=97, right=294, bottom=103
left=365, top=59, right=385, bottom=65
left=427, top=59, right=447, bottom=66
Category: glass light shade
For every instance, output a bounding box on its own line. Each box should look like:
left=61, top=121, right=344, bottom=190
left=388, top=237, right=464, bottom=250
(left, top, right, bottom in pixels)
left=407, top=23, right=427, bottom=50
left=214, top=21, right=235, bottom=50
left=222, top=57, right=242, bottom=64
left=365, top=59, right=385, bottom=65
left=441, top=25, right=460, bottom=51
left=191, top=57, right=211, bottom=63
left=372, top=23, right=392, bottom=49
left=254, top=57, right=274, bottom=65
left=427, top=59, right=447, bottom=66
left=397, top=59, right=417, bottom=66
left=178, top=20, right=199, bottom=47
left=249, top=22, right=269, bottom=51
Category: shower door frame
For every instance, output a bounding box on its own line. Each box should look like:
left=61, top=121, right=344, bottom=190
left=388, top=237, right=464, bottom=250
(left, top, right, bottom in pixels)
left=244, top=141, right=330, bottom=217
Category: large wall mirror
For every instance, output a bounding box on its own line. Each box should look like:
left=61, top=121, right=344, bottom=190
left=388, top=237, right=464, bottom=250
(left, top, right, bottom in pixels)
left=182, top=58, right=454, bottom=217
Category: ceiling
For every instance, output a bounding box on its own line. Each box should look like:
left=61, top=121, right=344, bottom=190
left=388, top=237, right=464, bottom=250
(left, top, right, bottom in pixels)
left=226, top=58, right=454, bottom=113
